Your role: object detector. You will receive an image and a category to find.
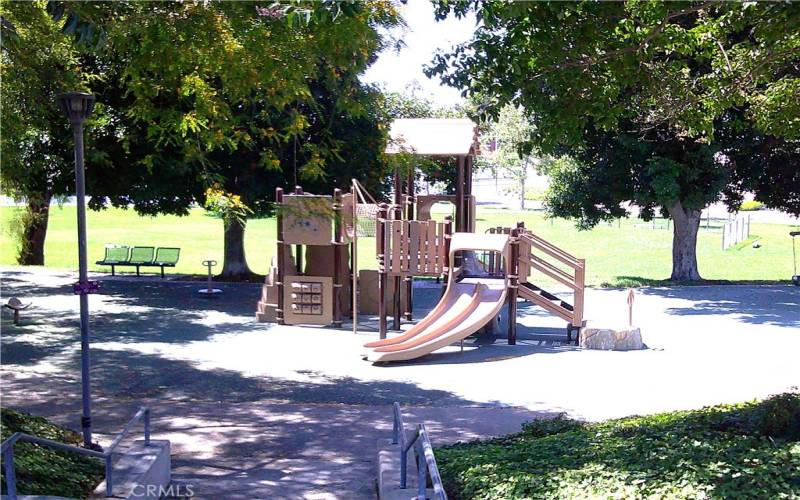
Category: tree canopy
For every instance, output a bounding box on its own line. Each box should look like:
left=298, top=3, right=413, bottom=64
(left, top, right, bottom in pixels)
left=2, top=0, right=400, bottom=276
left=0, top=1, right=88, bottom=264
left=428, top=1, right=799, bottom=280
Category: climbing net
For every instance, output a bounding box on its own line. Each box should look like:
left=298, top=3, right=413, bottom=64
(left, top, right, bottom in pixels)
left=350, top=179, right=380, bottom=238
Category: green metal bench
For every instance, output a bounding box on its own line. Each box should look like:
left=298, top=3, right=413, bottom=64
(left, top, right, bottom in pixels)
left=128, top=246, right=155, bottom=276
left=140, top=247, right=181, bottom=278
left=96, top=245, right=180, bottom=278
left=95, top=245, right=131, bottom=276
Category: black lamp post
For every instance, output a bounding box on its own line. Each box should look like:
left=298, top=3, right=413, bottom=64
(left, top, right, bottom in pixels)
left=57, top=91, right=99, bottom=449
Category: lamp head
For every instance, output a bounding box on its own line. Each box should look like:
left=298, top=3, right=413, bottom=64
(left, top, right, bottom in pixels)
left=57, top=92, right=95, bottom=125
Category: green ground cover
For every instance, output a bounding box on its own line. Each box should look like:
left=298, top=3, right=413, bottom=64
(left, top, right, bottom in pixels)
left=0, top=408, right=104, bottom=498
left=1, top=205, right=797, bottom=286
left=436, top=393, right=800, bottom=499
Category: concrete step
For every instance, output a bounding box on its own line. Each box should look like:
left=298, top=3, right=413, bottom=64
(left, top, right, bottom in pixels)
left=377, top=438, right=434, bottom=500
left=92, top=440, right=171, bottom=500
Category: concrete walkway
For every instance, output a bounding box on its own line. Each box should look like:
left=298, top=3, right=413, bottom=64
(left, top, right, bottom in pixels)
left=1, top=267, right=798, bottom=498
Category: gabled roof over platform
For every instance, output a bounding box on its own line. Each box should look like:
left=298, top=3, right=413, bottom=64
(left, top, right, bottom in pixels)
left=386, top=118, right=479, bottom=156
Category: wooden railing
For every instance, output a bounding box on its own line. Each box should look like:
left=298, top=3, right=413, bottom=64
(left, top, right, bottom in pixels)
left=489, top=225, right=585, bottom=329
left=519, top=231, right=585, bottom=327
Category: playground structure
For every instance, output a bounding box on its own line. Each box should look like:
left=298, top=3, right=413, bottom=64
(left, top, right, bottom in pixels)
left=256, top=118, right=587, bottom=362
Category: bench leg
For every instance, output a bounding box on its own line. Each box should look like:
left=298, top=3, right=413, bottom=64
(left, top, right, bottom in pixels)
left=111, top=265, right=115, bottom=276
left=161, top=266, right=165, bottom=279
left=136, top=265, right=140, bottom=277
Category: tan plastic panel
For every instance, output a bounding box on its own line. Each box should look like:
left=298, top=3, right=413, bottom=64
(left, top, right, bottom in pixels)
left=283, top=276, right=333, bottom=326
left=283, top=195, right=333, bottom=245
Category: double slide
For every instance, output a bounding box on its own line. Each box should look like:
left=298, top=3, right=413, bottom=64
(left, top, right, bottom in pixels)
left=364, top=233, right=510, bottom=363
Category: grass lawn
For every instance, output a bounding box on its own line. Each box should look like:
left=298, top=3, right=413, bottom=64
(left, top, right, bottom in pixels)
left=1, top=204, right=797, bottom=286
left=436, top=393, right=800, bottom=499
left=0, top=408, right=104, bottom=498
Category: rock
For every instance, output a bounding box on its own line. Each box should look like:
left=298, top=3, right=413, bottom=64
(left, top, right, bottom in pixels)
left=579, top=327, right=644, bottom=351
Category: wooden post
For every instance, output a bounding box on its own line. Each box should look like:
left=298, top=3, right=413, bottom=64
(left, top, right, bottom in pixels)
left=275, top=187, right=285, bottom=325
left=332, top=188, right=343, bottom=328
left=294, top=186, right=304, bottom=274
left=377, top=203, right=388, bottom=339
left=404, top=175, right=414, bottom=321
left=443, top=216, right=453, bottom=286
left=573, top=258, right=586, bottom=329
left=392, top=169, right=403, bottom=331
left=465, top=155, right=474, bottom=232
left=508, top=228, right=520, bottom=345
left=456, top=156, right=465, bottom=232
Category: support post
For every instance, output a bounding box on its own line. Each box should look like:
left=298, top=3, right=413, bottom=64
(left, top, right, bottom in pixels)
left=416, top=435, right=427, bottom=500
left=352, top=181, right=359, bottom=333
left=465, top=154, right=474, bottom=232
left=276, top=188, right=285, bottom=325
left=392, top=169, right=403, bottom=331
left=377, top=204, right=389, bottom=339
left=105, top=453, right=114, bottom=497
left=4, top=446, right=17, bottom=498
left=332, top=188, right=343, bottom=328
left=570, top=258, right=586, bottom=344
left=456, top=155, right=465, bottom=232
left=508, top=229, right=520, bottom=345
left=294, top=186, right=303, bottom=274
left=443, top=216, right=453, bottom=286
left=393, top=274, right=402, bottom=331
left=404, top=175, right=414, bottom=322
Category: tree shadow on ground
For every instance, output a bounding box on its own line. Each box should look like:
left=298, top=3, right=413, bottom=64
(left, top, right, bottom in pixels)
left=636, top=285, right=799, bottom=328
left=1, top=270, right=262, bottom=315
left=1, top=275, right=268, bottom=368
left=1, top=347, right=559, bottom=499
left=604, top=275, right=789, bottom=288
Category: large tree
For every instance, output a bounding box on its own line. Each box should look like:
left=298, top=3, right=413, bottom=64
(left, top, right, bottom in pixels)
left=428, top=1, right=800, bottom=280
left=3, top=1, right=399, bottom=278
left=0, top=1, right=87, bottom=264
left=80, top=1, right=399, bottom=279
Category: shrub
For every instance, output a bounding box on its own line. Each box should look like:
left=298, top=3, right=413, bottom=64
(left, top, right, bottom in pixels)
left=1, top=408, right=104, bottom=498
left=740, top=200, right=764, bottom=211
left=437, top=393, right=800, bottom=499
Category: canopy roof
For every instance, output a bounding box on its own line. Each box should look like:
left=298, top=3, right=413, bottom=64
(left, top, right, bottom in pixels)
left=386, top=118, right=479, bottom=156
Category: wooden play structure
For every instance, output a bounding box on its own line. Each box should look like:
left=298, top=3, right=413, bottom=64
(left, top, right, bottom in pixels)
left=256, top=118, right=587, bottom=362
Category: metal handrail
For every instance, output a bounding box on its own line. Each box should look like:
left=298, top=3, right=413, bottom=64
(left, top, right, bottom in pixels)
left=0, top=406, right=151, bottom=499
left=392, top=402, right=447, bottom=500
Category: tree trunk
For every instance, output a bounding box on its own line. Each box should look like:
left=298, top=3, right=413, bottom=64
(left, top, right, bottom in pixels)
left=666, top=201, right=702, bottom=281
left=18, top=194, right=52, bottom=266
left=519, top=174, right=526, bottom=210
left=218, top=217, right=254, bottom=279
